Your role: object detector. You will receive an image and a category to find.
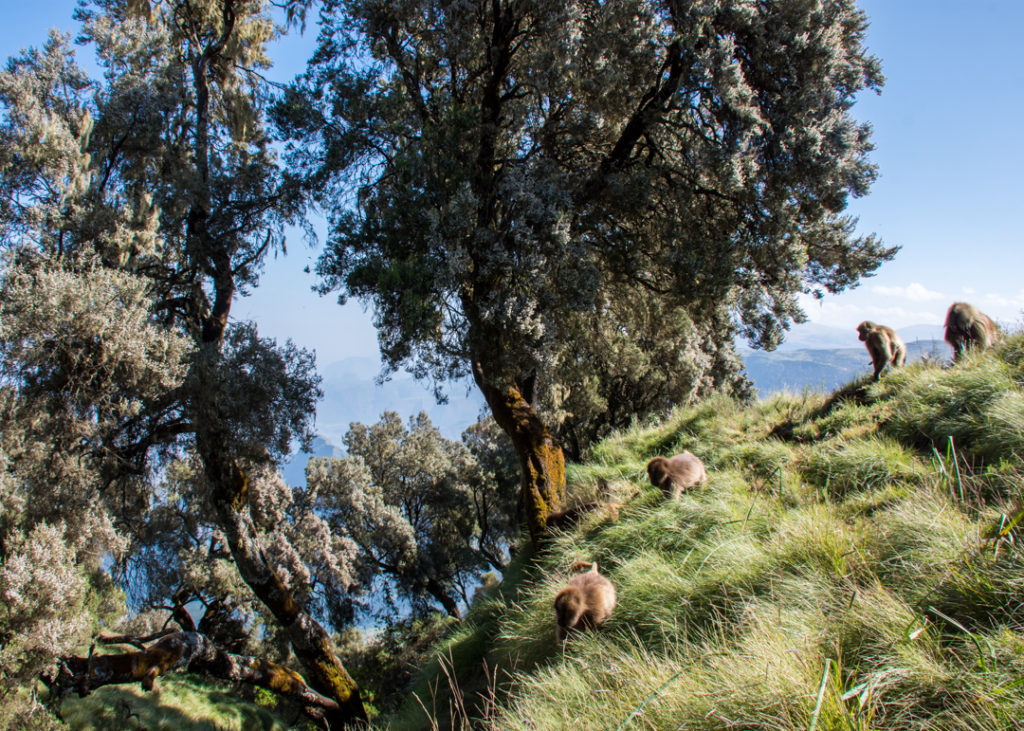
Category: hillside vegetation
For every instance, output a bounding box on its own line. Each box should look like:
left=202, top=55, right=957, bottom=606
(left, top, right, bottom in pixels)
left=60, top=674, right=291, bottom=730
left=394, top=335, right=1024, bottom=730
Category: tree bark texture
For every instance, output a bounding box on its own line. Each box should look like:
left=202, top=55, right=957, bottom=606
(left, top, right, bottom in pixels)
left=473, top=364, right=566, bottom=543
left=199, top=445, right=368, bottom=726
left=47, top=631, right=340, bottom=723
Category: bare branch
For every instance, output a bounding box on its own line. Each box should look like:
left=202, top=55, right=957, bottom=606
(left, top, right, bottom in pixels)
left=46, top=631, right=339, bottom=721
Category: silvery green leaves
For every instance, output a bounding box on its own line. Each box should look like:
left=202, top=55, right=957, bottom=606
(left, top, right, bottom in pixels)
left=288, top=0, right=893, bottom=541
left=1, top=1, right=367, bottom=719
left=296, top=0, right=892, bottom=391
left=306, top=412, right=516, bottom=620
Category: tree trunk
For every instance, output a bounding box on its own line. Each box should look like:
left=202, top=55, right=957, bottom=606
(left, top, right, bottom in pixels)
left=175, top=4, right=367, bottom=719
left=47, top=631, right=341, bottom=724
left=191, top=349, right=366, bottom=724
left=472, top=363, right=566, bottom=543
left=199, top=447, right=368, bottom=726
left=424, top=577, right=462, bottom=619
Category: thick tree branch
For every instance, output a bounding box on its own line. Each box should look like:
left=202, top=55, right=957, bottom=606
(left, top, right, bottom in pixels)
left=46, top=631, right=339, bottom=722
left=199, top=458, right=368, bottom=723
left=383, top=24, right=434, bottom=126
left=578, top=41, right=686, bottom=205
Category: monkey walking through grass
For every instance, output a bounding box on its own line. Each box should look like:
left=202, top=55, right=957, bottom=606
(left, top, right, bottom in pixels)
left=944, top=302, right=1000, bottom=361
left=646, top=452, right=707, bottom=499
left=553, top=561, right=616, bottom=641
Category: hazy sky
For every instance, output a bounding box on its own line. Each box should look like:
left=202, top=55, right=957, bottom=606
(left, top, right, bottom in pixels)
left=4, top=0, right=1024, bottom=370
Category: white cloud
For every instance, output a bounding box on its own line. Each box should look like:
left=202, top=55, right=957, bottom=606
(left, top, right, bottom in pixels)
left=797, top=287, right=1024, bottom=332
left=981, top=290, right=1024, bottom=309
left=798, top=294, right=945, bottom=330
left=871, top=282, right=944, bottom=302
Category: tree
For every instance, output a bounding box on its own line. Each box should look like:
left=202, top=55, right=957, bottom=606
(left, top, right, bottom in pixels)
left=0, top=34, right=188, bottom=722
left=119, top=455, right=361, bottom=655
left=541, top=285, right=753, bottom=461
left=306, top=412, right=519, bottom=621
left=281, top=0, right=897, bottom=539
left=1, top=1, right=368, bottom=722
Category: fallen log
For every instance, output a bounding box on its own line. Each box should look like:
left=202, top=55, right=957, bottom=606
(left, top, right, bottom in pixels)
left=45, top=631, right=339, bottom=723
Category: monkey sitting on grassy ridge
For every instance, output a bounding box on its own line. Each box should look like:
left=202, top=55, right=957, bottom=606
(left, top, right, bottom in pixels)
left=553, top=561, right=616, bottom=642
left=646, top=451, right=707, bottom=499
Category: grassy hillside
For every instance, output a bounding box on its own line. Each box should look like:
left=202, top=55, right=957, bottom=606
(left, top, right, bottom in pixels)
left=392, top=335, right=1024, bottom=730
left=60, top=674, right=294, bottom=730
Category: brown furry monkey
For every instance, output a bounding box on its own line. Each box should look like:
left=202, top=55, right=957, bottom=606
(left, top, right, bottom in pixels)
left=646, top=452, right=707, bottom=499
left=553, top=562, right=616, bottom=641
left=944, top=302, right=1000, bottom=361
left=856, top=321, right=907, bottom=380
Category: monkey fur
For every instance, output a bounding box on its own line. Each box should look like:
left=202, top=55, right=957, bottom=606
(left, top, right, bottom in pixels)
left=944, top=302, right=999, bottom=361
left=553, top=562, right=616, bottom=641
left=646, top=452, right=707, bottom=499
left=856, top=321, right=907, bottom=380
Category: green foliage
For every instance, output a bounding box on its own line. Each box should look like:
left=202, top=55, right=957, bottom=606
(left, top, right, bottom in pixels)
left=721, top=439, right=797, bottom=491
left=800, top=437, right=924, bottom=498
left=588, top=394, right=744, bottom=470
left=60, top=674, right=291, bottom=731
left=283, top=0, right=896, bottom=543
left=293, top=0, right=893, bottom=386
left=335, top=614, right=459, bottom=715
left=882, top=334, right=1024, bottom=463
left=542, top=293, right=752, bottom=460
left=393, top=346, right=1024, bottom=730
left=307, top=413, right=518, bottom=622
left=1, top=0, right=362, bottom=722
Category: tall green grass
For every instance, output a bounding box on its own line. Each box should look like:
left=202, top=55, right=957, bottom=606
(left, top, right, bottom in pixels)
left=391, top=335, right=1024, bottom=730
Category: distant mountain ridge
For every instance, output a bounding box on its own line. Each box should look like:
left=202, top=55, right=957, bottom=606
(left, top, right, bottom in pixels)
left=772, top=322, right=946, bottom=351
left=315, top=358, right=484, bottom=444
left=284, top=326, right=952, bottom=486
left=742, top=322, right=952, bottom=395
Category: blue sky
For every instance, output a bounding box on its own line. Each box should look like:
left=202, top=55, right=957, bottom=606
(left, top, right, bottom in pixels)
left=4, top=0, right=1024, bottom=369
left=807, top=0, right=1024, bottom=335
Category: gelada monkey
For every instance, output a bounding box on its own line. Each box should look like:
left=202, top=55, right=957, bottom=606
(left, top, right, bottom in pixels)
left=856, top=321, right=906, bottom=380
left=646, top=451, right=707, bottom=499
left=553, top=561, right=616, bottom=641
left=944, top=302, right=999, bottom=361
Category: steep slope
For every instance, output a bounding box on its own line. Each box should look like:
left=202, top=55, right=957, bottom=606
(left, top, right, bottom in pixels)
left=394, top=335, right=1024, bottom=730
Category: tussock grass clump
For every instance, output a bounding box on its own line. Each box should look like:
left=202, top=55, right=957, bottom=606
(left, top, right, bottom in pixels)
left=864, top=490, right=975, bottom=587
left=590, top=395, right=742, bottom=469
left=797, top=396, right=894, bottom=443
left=394, top=345, right=1024, bottom=730
left=721, top=438, right=795, bottom=483
left=768, top=502, right=867, bottom=579
left=996, top=331, right=1024, bottom=376
left=800, top=437, right=923, bottom=497
left=884, top=348, right=1024, bottom=464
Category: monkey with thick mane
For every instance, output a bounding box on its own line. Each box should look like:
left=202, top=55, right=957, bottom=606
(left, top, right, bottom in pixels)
left=646, top=451, right=707, bottom=499
left=944, top=302, right=1000, bottom=361
left=856, top=321, right=906, bottom=381
left=553, top=561, right=616, bottom=641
